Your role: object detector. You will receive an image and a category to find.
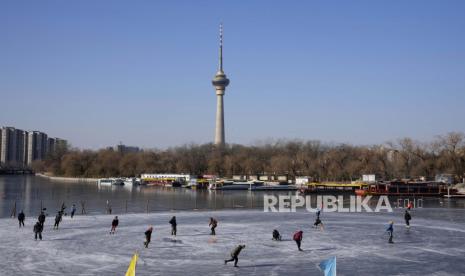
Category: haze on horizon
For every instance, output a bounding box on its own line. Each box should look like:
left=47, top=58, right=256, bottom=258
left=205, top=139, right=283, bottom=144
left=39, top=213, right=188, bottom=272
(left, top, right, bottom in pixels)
left=1, top=1, right=464, bottom=149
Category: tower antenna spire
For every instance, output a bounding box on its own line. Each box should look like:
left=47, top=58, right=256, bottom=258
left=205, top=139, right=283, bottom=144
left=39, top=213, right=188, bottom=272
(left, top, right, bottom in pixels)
left=219, top=23, right=223, bottom=72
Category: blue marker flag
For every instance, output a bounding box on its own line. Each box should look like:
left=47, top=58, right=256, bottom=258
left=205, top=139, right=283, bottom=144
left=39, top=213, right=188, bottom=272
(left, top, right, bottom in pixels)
left=319, top=256, right=336, bottom=276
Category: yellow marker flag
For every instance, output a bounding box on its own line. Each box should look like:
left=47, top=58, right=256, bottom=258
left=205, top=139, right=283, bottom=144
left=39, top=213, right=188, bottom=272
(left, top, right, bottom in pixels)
left=125, top=253, right=138, bottom=276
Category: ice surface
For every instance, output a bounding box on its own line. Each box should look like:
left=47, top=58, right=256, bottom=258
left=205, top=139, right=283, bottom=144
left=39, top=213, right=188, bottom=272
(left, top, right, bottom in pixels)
left=1, top=208, right=465, bottom=275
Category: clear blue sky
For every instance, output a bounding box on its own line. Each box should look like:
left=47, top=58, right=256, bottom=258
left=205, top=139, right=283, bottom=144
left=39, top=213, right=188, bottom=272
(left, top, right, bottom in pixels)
left=1, top=0, right=464, bottom=149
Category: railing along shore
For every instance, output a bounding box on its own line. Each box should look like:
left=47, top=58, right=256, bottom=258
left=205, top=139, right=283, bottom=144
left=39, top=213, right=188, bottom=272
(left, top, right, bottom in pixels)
left=35, top=173, right=98, bottom=184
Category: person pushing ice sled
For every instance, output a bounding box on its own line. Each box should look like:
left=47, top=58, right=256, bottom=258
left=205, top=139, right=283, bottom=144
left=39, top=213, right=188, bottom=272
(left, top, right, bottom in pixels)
left=272, top=229, right=282, bottom=241
left=314, top=217, right=324, bottom=230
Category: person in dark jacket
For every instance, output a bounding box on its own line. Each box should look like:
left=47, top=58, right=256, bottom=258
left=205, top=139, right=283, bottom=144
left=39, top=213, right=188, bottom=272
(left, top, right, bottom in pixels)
left=18, top=210, right=25, bottom=228
left=272, top=229, right=282, bottom=241
left=38, top=211, right=46, bottom=226
left=209, top=217, right=218, bottom=235
left=169, top=216, right=177, bottom=236
left=144, top=226, right=153, bottom=248
left=386, top=221, right=394, bottom=243
left=293, top=230, right=303, bottom=251
left=34, top=221, right=43, bottom=240
left=54, top=212, right=63, bottom=229
left=71, top=204, right=77, bottom=219
left=110, top=216, right=119, bottom=234
left=314, top=217, right=324, bottom=230
left=60, top=203, right=67, bottom=214
left=224, top=245, right=245, bottom=267
left=404, top=210, right=412, bottom=228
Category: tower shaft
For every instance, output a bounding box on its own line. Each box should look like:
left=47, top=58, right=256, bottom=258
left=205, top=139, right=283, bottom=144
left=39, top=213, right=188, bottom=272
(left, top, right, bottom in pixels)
left=215, top=93, right=225, bottom=145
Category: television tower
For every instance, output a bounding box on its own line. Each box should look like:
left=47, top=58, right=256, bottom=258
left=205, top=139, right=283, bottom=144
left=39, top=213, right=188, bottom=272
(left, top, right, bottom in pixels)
left=211, top=23, right=230, bottom=146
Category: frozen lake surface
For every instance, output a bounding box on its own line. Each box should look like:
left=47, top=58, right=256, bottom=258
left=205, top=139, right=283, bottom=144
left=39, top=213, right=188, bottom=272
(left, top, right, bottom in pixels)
left=1, top=208, right=464, bottom=275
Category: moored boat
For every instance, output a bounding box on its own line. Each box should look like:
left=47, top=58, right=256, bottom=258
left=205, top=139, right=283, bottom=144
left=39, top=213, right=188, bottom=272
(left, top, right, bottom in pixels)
left=250, top=182, right=297, bottom=191
left=355, top=181, right=457, bottom=197
left=300, top=182, right=367, bottom=195
left=209, top=180, right=264, bottom=190
left=98, top=178, right=124, bottom=186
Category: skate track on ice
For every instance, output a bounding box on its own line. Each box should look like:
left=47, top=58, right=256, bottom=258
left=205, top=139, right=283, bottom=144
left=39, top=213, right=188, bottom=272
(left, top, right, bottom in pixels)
left=0, top=208, right=464, bottom=275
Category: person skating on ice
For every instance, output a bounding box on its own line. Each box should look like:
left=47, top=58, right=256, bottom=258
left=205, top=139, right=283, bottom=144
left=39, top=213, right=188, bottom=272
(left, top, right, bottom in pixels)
left=293, top=230, right=303, bottom=251
left=224, top=244, right=245, bottom=267
left=144, top=226, right=153, bottom=248
left=386, top=221, right=394, bottom=244
left=18, top=210, right=25, bottom=228
left=53, top=211, right=63, bottom=229
left=110, top=216, right=119, bottom=234
left=71, top=204, right=77, bottom=219
left=38, top=211, right=46, bottom=227
left=169, top=216, right=177, bottom=236
left=209, top=217, right=218, bottom=235
left=404, top=210, right=412, bottom=228
left=34, top=221, right=43, bottom=240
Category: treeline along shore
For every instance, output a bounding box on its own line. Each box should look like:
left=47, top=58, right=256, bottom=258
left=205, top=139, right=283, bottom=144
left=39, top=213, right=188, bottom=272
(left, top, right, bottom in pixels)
left=30, top=132, right=465, bottom=181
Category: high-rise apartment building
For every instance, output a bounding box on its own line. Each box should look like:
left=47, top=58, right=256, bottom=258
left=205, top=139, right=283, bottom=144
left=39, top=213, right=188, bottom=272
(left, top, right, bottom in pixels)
left=0, top=126, right=66, bottom=167
left=1, top=127, right=18, bottom=165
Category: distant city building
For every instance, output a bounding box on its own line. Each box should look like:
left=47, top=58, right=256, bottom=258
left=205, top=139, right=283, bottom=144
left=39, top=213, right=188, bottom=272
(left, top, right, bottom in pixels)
left=295, top=176, right=313, bottom=186
left=27, top=131, right=48, bottom=165
left=114, top=144, right=140, bottom=154
left=0, top=126, right=67, bottom=167
left=362, top=174, right=376, bottom=183
left=1, top=127, right=18, bottom=165
left=18, top=130, right=28, bottom=166
left=47, top=137, right=67, bottom=154
left=435, top=174, right=454, bottom=184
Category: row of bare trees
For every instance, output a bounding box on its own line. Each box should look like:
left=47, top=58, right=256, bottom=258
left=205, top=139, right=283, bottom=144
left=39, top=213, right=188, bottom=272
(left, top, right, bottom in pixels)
left=34, top=132, right=465, bottom=182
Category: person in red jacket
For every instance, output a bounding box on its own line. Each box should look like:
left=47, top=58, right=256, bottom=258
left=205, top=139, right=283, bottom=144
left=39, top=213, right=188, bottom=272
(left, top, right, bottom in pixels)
left=293, top=230, right=303, bottom=251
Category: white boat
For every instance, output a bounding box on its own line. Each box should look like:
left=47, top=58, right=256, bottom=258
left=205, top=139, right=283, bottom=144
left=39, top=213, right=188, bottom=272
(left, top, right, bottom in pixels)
left=210, top=180, right=264, bottom=190
left=249, top=184, right=297, bottom=191
left=98, top=178, right=114, bottom=186
left=123, top=177, right=136, bottom=186
left=98, top=178, right=124, bottom=186
left=186, top=179, right=198, bottom=189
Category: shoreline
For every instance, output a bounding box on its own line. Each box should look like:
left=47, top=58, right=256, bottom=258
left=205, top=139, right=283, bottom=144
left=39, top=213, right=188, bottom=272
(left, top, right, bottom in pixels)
left=35, top=173, right=98, bottom=184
